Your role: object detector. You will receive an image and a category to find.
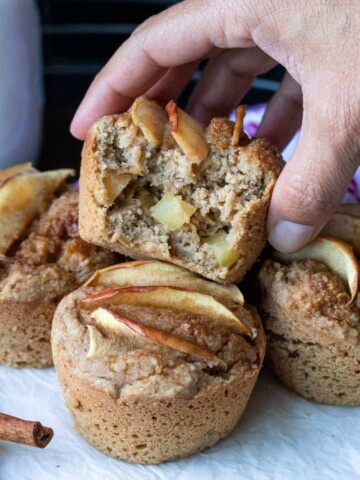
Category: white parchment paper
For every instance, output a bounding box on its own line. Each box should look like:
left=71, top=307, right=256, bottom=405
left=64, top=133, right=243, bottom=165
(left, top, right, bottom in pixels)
left=1, top=365, right=360, bottom=480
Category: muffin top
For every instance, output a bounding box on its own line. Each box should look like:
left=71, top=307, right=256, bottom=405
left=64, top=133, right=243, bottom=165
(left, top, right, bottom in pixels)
left=0, top=164, right=115, bottom=302
left=52, top=261, right=265, bottom=400
left=259, top=258, right=360, bottom=358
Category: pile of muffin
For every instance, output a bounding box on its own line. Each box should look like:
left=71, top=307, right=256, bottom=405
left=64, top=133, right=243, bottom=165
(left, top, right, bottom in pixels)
left=1, top=98, right=359, bottom=464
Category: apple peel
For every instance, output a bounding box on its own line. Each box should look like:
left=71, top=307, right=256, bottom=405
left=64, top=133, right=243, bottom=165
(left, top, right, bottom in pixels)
left=82, top=285, right=249, bottom=335
left=92, top=307, right=227, bottom=369
left=232, top=105, right=247, bottom=146
left=273, top=235, right=360, bottom=304
left=165, top=100, right=209, bottom=164
left=83, top=260, right=244, bottom=305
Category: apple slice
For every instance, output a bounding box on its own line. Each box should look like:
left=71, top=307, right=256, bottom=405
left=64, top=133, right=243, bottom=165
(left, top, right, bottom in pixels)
left=0, top=168, right=74, bottom=255
left=150, top=193, right=197, bottom=231
left=166, top=101, right=209, bottom=164
left=205, top=230, right=240, bottom=268
left=91, top=307, right=226, bottom=368
left=232, top=105, right=247, bottom=146
left=83, top=259, right=190, bottom=286
left=337, top=204, right=360, bottom=217
left=86, top=325, right=126, bottom=359
left=131, top=97, right=167, bottom=148
left=273, top=235, right=360, bottom=304
left=83, top=260, right=244, bottom=304
left=322, top=213, right=360, bottom=254
left=82, top=286, right=249, bottom=335
left=0, top=162, right=36, bottom=186
left=94, top=172, right=132, bottom=207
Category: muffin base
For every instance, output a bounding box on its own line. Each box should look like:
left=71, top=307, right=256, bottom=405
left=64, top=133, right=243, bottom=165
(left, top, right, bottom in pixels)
left=55, top=356, right=260, bottom=464
left=0, top=300, right=57, bottom=368
left=267, top=332, right=360, bottom=406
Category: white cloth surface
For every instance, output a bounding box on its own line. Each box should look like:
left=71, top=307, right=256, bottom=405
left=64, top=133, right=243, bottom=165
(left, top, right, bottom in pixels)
left=1, top=366, right=360, bottom=480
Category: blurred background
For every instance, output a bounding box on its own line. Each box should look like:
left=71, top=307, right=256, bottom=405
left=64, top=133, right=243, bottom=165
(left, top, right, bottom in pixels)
left=1, top=0, right=285, bottom=172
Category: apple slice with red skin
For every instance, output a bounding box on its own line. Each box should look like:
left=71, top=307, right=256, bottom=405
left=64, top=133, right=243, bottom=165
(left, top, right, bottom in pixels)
left=273, top=235, right=360, bottom=304
left=165, top=100, right=209, bottom=164
left=82, top=285, right=250, bottom=335
left=83, top=260, right=187, bottom=287
left=90, top=307, right=226, bottom=369
left=83, top=260, right=244, bottom=305
left=322, top=213, right=360, bottom=254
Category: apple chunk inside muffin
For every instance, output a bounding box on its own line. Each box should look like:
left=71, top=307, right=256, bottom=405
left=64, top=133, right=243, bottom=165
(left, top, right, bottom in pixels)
left=80, top=98, right=283, bottom=283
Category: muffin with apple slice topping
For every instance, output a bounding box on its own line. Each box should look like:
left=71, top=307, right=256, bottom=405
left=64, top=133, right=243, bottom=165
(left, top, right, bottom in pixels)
left=79, top=98, right=283, bottom=284
left=0, top=163, right=116, bottom=368
left=258, top=234, right=360, bottom=405
left=52, top=260, right=265, bottom=464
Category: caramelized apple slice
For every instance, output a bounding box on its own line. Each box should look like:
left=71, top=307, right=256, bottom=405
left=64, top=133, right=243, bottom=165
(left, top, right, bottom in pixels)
left=82, top=286, right=249, bottom=335
left=83, top=260, right=244, bottom=304
left=274, top=236, right=360, bottom=304
left=205, top=230, right=240, bottom=268
left=166, top=101, right=209, bottom=164
left=95, top=173, right=132, bottom=207
left=0, top=162, right=36, bottom=186
left=150, top=193, right=196, bottom=231
left=131, top=97, right=167, bottom=148
left=322, top=213, right=360, bottom=254
left=232, top=105, right=247, bottom=146
left=0, top=169, right=74, bottom=255
left=91, top=307, right=226, bottom=368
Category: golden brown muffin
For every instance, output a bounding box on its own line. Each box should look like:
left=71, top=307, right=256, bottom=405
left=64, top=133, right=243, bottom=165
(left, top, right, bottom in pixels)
left=79, top=98, right=283, bottom=284
left=52, top=260, right=265, bottom=464
left=0, top=164, right=116, bottom=368
left=258, top=235, right=360, bottom=405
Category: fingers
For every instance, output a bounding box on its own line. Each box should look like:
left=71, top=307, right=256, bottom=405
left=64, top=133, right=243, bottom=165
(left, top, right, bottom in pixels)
left=70, top=0, right=256, bottom=139
left=145, top=62, right=199, bottom=104
left=268, top=98, right=360, bottom=253
left=256, top=72, right=303, bottom=151
left=186, top=47, right=277, bottom=124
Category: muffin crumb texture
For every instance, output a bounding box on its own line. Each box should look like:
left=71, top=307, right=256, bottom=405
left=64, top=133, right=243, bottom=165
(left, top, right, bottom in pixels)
left=80, top=104, right=283, bottom=283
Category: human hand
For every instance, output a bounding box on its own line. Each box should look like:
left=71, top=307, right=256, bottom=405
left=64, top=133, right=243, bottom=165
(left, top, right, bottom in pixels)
left=71, top=0, right=360, bottom=253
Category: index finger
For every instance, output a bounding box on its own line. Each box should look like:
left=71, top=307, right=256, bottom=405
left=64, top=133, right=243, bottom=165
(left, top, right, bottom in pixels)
left=70, top=0, right=255, bottom=139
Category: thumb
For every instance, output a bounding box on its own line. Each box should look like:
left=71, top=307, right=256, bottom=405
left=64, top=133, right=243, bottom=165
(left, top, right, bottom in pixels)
left=267, top=101, right=360, bottom=253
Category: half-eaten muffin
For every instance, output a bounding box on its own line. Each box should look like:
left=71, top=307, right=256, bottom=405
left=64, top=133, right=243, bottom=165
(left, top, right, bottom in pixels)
left=79, top=98, right=283, bottom=284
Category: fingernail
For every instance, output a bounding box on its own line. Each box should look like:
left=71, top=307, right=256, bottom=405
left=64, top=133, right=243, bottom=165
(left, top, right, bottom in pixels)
left=268, top=221, right=317, bottom=253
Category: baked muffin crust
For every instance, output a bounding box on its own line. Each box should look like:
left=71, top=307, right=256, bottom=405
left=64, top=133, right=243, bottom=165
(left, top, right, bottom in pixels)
left=52, top=261, right=265, bottom=463
left=0, top=189, right=115, bottom=367
left=259, top=258, right=360, bottom=404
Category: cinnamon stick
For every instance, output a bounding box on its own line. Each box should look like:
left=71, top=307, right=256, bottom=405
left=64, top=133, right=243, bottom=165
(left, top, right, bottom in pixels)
left=0, top=413, right=54, bottom=448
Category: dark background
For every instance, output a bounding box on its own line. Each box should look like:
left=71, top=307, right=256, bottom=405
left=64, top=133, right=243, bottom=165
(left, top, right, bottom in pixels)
left=37, top=0, right=284, bottom=171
